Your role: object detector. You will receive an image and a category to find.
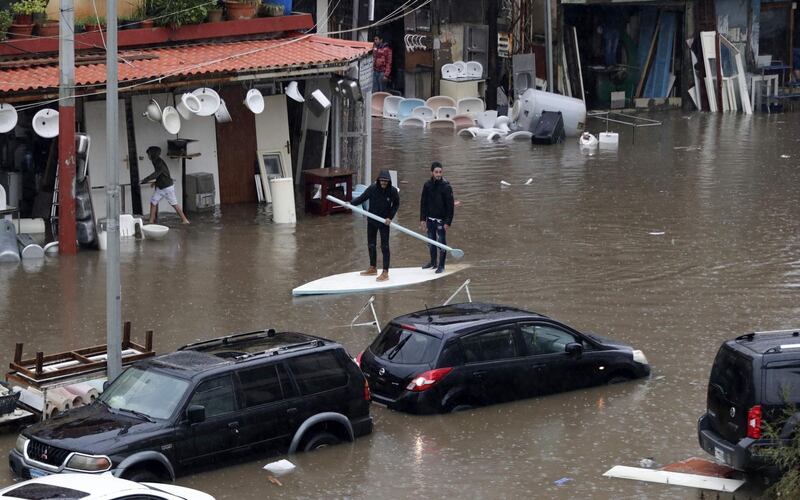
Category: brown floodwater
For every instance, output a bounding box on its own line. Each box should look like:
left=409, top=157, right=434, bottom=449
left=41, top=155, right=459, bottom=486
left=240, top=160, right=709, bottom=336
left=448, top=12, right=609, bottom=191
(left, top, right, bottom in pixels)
left=1, top=111, right=799, bottom=499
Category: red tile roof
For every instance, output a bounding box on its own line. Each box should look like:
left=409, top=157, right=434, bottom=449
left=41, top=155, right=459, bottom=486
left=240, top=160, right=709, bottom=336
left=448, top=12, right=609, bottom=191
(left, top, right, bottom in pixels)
left=0, top=35, right=372, bottom=94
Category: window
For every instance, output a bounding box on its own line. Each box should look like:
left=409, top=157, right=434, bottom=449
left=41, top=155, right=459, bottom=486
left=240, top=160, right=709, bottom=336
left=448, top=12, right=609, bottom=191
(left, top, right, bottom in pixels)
left=370, top=325, right=440, bottom=365
left=188, top=376, right=236, bottom=418
left=288, top=352, right=347, bottom=395
left=709, top=347, right=754, bottom=405
left=461, top=327, right=518, bottom=363
left=519, top=324, right=577, bottom=355
left=99, top=367, right=189, bottom=420
left=764, top=361, right=800, bottom=404
left=238, top=365, right=284, bottom=407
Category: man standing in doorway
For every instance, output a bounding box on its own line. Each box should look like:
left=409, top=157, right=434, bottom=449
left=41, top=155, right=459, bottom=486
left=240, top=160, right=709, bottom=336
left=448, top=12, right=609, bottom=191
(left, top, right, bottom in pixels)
left=373, top=35, right=392, bottom=92
left=140, top=146, right=190, bottom=225
left=351, top=169, right=400, bottom=282
left=419, top=162, right=454, bottom=273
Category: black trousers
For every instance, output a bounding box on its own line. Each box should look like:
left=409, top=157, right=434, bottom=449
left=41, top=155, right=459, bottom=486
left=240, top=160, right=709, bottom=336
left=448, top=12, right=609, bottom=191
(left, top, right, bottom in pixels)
left=426, top=218, right=447, bottom=267
left=367, top=221, right=390, bottom=270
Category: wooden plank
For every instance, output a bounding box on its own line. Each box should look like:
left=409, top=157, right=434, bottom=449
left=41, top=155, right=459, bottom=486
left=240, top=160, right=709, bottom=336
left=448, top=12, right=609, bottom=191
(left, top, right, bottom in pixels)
left=636, top=13, right=662, bottom=98
left=603, top=465, right=745, bottom=492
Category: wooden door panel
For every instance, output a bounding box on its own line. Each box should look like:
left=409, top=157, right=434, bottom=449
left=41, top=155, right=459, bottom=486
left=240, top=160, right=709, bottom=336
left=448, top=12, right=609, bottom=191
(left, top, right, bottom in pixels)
left=216, top=87, right=258, bottom=204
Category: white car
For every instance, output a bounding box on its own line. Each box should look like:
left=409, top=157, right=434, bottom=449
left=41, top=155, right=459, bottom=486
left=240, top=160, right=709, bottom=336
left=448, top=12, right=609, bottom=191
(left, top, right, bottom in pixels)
left=0, top=473, right=215, bottom=500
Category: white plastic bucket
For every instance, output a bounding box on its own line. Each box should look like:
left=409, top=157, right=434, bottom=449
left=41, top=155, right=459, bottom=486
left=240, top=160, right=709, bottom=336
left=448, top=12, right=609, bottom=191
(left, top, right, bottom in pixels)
left=599, top=132, right=619, bottom=149
left=515, top=89, right=586, bottom=137
left=270, top=177, right=296, bottom=224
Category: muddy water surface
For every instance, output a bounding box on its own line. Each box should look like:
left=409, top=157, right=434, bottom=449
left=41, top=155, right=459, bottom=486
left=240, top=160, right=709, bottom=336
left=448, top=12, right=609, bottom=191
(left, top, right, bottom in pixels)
left=1, top=112, right=799, bottom=499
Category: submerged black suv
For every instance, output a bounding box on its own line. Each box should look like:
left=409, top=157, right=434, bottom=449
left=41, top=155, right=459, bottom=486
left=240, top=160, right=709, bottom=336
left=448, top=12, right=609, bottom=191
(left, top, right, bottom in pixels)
left=698, top=329, right=800, bottom=471
left=357, top=302, right=650, bottom=414
left=9, top=330, right=372, bottom=481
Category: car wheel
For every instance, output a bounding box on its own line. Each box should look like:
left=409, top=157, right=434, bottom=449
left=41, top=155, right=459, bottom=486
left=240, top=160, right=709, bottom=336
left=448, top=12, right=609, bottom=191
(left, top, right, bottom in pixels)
left=607, top=375, right=632, bottom=384
left=450, top=404, right=473, bottom=413
left=304, top=432, right=340, bottom=452
left=124, top=468, right=161, bottom=483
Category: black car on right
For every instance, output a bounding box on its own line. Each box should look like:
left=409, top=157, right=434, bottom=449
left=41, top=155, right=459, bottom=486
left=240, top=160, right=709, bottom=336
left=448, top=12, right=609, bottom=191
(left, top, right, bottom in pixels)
left=356, top=302, right=650, bottom=414
left=698, top=329, right=800, bottom=472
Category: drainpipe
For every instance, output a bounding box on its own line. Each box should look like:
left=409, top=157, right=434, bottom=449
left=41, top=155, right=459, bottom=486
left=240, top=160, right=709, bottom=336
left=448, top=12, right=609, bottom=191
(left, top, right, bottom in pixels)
left=58, top=0, right=76, bottom=255
left=545, top=0, right=553, bottom=91
left=106, top=0, right=122, bottom=380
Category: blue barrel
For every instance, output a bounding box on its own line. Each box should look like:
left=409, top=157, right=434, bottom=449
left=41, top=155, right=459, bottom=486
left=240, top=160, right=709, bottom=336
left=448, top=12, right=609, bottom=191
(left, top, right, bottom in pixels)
left=0, top=220, right=20, bottom=264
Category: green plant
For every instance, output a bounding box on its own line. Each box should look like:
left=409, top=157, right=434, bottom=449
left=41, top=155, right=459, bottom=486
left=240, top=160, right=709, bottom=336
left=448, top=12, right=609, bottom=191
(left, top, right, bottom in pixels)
left=756, top=403, right=800, bottom=498
left=10, top=0, right=48, bottom=16
left=148, top=0, right=208, bottom=28
left=0, top=11, right=12, bottom=40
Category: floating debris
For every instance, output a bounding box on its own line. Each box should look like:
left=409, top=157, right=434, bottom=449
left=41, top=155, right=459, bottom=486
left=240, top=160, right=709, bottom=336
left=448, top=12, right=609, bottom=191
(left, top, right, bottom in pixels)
left=500, top=180, right=511, bottom=187
left=554, top=477, right=573, bottom=486
left=648, top=231, right=665, bottom=236
left=524, top=178, right=533, bottom=185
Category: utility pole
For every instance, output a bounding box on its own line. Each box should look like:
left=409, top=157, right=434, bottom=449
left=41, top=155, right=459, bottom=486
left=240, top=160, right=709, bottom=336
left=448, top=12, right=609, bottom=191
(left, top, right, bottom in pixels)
left=106, top=0, right=122, bottom=380
left=486, top=0, right=499, bottom=110
left=58, top=0, right=76, bottom=255
left=316, top=0, right=328, bottom=35
left=545, top=0, right=553, bottom=91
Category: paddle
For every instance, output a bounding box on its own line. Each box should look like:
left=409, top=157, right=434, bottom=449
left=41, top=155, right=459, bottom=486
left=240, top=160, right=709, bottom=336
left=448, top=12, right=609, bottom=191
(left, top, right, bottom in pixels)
left=326, top=195, right=465, bottom=259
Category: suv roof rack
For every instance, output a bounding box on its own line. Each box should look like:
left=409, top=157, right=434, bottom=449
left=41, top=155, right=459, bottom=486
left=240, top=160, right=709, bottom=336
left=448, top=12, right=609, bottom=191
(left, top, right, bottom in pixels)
left=736, top=329, right=800, bottom=342
left=181, top=329, right=280, bottom=351
left=236, top=339, right=325, bottom=360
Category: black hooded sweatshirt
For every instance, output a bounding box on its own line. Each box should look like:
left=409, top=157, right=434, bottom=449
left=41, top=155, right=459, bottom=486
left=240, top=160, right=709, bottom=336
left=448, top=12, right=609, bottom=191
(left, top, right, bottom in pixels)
left=352, top=169, right=400, bottom=219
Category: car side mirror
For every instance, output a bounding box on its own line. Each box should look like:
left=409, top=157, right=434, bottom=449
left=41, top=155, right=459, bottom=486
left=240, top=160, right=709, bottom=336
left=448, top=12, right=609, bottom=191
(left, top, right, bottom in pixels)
left=102, top=381, right=110, bottom=392
left=565, top=342, right=583, bottom=359
left=187, top=404, right=205, bottom=424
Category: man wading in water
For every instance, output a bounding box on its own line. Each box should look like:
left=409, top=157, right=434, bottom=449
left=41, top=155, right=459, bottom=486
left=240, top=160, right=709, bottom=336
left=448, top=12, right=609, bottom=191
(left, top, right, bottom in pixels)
left=351, top=170, right=400, bottom=281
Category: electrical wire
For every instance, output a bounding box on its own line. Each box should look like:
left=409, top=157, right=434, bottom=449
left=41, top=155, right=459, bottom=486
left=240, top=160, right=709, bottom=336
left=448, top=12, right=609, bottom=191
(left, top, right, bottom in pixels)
left=5, top=0, right=434, bottom=111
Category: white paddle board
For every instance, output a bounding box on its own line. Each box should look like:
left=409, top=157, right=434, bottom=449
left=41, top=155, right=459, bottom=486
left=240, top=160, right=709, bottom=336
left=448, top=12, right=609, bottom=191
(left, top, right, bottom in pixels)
left=292, top=264, right=469, bottom=296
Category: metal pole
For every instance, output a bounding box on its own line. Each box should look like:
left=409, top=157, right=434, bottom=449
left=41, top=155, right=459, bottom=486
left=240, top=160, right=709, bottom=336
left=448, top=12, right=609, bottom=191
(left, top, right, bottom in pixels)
left=106, top=0, right=122, bottom=379
left=364, top=89, right=372, bottom=185
left=545, top=0, right=553, bottom=91
left=58, top=0, right=77, bottom=255
left=316, top=0, right=328, bottom=35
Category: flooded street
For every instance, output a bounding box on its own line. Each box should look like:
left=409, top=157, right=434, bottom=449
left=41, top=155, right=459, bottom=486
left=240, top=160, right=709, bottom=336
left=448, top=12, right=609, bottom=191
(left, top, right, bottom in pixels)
left=1, top=111, right=799, bottom=498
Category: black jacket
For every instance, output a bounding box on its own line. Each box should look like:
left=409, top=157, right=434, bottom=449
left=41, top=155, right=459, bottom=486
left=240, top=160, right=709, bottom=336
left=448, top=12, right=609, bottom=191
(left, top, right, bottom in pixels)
left=141, top=157, right=173, bottom=189
left=420, top=177, right=454, bottom=225
left=352, top=172, right=400, bottom=220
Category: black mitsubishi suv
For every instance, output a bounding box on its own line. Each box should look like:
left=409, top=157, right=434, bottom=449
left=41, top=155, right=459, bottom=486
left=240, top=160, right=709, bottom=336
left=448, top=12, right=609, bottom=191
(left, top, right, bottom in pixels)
left=698, top=329, right=800, bottom=471
left=9, top=330, right=372, bottom=481
left=357, top=302, right=651, bottom=414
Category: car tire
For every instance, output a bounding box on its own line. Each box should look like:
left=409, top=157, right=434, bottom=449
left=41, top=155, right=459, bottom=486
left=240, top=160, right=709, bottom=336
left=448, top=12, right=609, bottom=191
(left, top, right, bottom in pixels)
left=450, top=404, right=473, bottom=413
left=304, top=432, right=340, bottom=452
left=124, top=468, right=161, bottom=483
left=607, top=375, right=632, bottom=384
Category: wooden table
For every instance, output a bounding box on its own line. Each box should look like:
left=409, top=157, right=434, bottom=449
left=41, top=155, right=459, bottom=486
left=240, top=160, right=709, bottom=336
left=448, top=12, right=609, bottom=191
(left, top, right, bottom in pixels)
left=303, top=168, right=354, bottom=215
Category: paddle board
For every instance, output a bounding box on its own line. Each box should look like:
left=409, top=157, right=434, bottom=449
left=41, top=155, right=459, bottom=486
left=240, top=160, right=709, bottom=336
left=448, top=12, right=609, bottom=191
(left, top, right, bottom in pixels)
left=292, top=264, right=468, bottom=296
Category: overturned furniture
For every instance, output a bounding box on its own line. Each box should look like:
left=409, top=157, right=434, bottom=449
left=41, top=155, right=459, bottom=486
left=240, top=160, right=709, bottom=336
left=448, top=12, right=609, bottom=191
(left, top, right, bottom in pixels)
left=6, top=321, right=156, bottom=420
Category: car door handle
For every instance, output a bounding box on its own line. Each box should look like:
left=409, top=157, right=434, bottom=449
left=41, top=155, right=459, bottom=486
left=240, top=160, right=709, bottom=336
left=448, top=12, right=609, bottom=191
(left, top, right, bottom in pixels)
left=286, top=408, right=298, bottom=415
left=228, top=422, right=240, bottom=435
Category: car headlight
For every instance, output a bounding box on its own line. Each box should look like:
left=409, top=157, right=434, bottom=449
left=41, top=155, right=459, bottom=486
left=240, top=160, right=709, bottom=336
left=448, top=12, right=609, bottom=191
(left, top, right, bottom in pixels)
left=66, top=453, right=112, bottom=472
left=632, top=349, right=648, bottom=365
left=14, top=435, right=28, bottom=455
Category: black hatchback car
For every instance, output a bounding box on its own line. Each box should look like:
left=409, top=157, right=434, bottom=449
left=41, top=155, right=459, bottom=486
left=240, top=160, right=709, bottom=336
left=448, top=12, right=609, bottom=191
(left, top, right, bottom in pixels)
left=698, top=329, right=800, bottom=471
left=9, top=330, right=372, bottom=481
left=357, top=302, right=650, bottom=414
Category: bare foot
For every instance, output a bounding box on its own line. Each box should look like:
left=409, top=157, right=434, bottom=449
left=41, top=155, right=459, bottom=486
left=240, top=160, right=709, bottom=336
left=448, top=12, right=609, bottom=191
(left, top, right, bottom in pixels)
left=182, top=220, right=191, bottom=225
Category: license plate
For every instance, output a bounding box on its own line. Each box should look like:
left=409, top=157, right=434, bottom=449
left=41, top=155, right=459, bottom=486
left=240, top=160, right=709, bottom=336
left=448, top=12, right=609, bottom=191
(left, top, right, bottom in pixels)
left=29, top=468, right=48, bottom=478
left=714, top=447, right=727, bottom=464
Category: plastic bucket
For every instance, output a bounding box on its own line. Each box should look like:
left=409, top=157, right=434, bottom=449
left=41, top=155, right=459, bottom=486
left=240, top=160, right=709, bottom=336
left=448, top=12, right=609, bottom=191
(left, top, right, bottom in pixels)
left=267, top=0, right=292, bottom=14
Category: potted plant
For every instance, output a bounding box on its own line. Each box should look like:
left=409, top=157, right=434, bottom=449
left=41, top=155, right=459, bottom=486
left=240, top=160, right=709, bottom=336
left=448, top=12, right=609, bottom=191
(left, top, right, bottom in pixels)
left=134, top=0, right=155, bottom=29
left=81, top=16, right=105, bottom=33
left=0, top=11, right=13, bottom=41
left=37, top=15, right=60, bottom=37
left=206, top=0, right=224, bottom=23
left=224, top=0, right=258, bottom=21
left=149, top=0, right=207, bottom=28
left=10, top=0, right=47, bottom=37
left=260, top=3, right=284, bottom=17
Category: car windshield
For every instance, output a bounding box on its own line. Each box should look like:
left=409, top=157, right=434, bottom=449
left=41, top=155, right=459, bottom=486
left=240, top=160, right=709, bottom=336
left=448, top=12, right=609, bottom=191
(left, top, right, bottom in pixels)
left=2, top=484, right=89, bottom=499
left=370, top=324, right=439, bottom=364
left=99, top=367, right=189, bottom=420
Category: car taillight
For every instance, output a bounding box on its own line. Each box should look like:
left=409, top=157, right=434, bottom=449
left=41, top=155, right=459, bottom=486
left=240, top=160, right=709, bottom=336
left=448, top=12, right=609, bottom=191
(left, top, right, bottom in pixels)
left=355, top=351, right=363, bottom=368
left=406, top=367, right=453, bottom=392
left=364, top=379, right=371, bottom=401
left=747, top=405, right=762, bottom=439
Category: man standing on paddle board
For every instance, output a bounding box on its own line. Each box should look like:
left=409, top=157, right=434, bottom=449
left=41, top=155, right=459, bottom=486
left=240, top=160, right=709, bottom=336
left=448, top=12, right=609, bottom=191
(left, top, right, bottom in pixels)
left=351, top=170, right=400, bottom=281
left=419, top=162, right=454, bottom=273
